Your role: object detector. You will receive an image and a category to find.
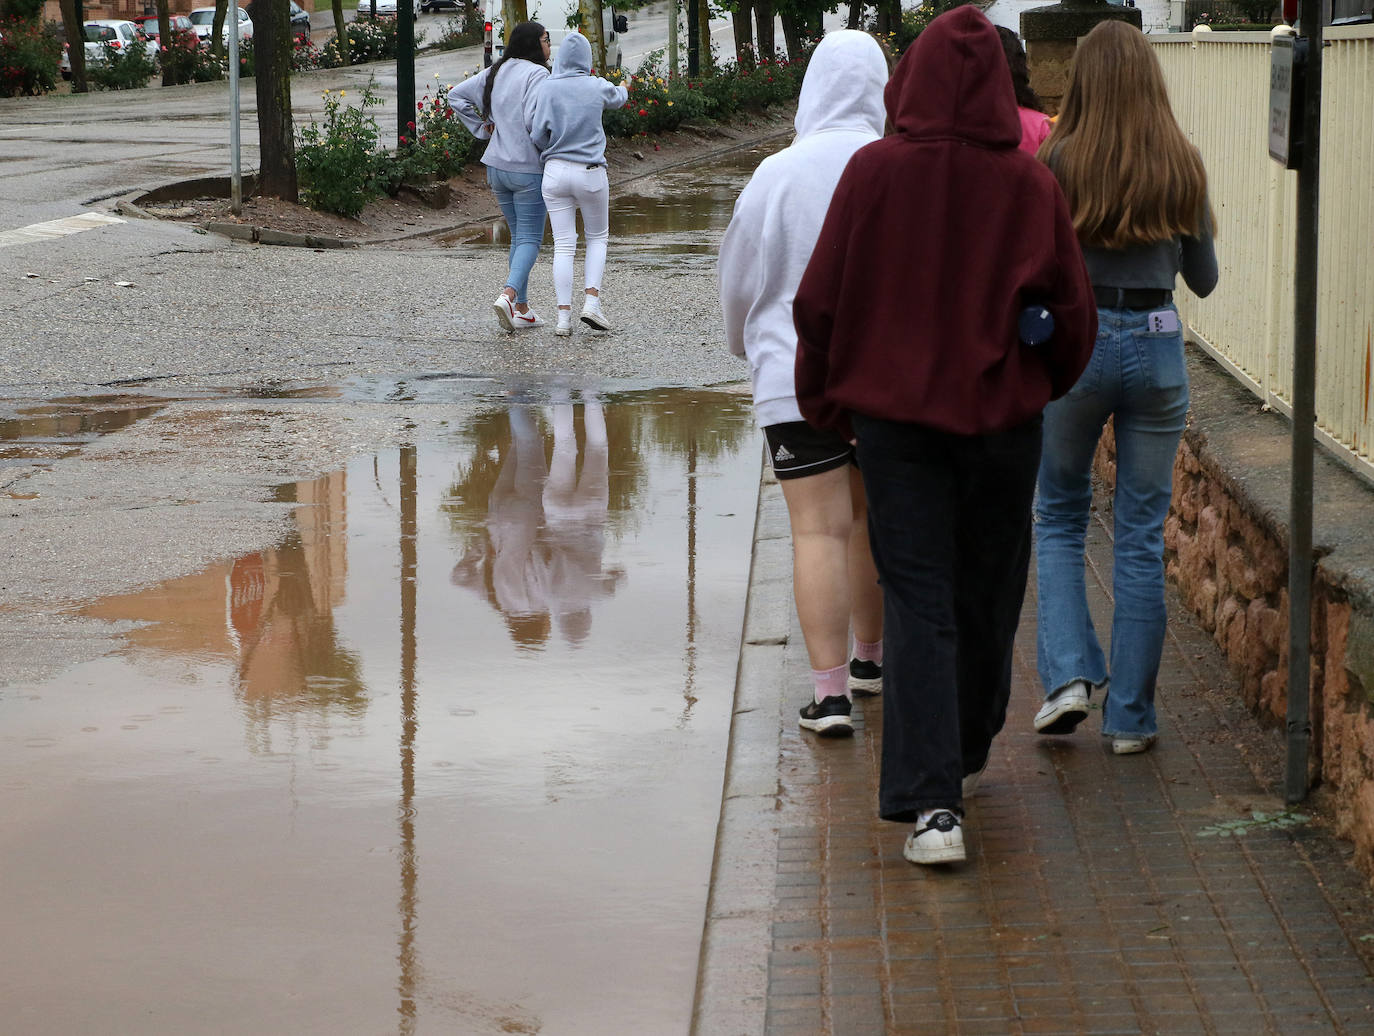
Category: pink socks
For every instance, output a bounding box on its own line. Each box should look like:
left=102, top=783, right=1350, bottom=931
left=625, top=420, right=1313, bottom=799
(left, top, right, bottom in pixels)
left=853, top=636, right=882, bottom=665
left=812, top=662, right=850, bottom=704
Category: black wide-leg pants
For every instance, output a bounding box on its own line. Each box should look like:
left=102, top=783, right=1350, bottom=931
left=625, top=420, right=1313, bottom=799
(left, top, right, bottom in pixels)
left=852, top=413, right=1041, bottom=823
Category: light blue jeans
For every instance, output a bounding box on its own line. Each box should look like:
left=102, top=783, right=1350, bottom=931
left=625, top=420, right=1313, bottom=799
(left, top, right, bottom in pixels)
left=487, top=166, right=546, bottom=304
left=1034, top=304, right=1190, bottom=738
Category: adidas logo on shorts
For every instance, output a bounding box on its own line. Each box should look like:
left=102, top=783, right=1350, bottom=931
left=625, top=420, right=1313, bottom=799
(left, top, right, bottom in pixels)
left=774, top=444, right=795, bottom=463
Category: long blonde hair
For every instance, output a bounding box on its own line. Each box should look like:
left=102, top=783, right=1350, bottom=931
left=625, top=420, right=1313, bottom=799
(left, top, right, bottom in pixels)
left=1039, top=20, right=1215, bottom=249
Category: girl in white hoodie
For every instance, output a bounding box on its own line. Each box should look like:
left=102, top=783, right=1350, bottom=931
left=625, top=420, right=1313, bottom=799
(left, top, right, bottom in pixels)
left=718, top=30, right=889, bottom=739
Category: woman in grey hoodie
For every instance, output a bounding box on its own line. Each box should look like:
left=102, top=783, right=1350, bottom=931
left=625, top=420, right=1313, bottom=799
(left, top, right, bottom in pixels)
left=449, top=22, right=552, bottom=332
left=529, top=32, right=628, bottom=336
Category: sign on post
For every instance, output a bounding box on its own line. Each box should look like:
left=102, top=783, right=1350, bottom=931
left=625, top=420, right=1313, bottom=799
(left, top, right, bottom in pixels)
left=1269, top=34, right=1308, bottom=168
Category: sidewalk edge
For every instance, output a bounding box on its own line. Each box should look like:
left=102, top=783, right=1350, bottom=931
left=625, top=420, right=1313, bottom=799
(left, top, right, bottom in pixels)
left=690, top=448, right=790, bottom=1036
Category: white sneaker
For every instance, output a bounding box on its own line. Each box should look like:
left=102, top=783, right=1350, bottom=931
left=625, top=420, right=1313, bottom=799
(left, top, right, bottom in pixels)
left=511, top=307, right=545, bottom=330
left=903, top=809, right=965, bottom=865
left=493, top=293, right=515, bottom=332
left=580, top=295, right=612, bottom=331
left=1112, top=734, right=1157, bottom=755
left=555, top=309, right=573, bottom=336
left=1034, top=679, right=1091, bottom=735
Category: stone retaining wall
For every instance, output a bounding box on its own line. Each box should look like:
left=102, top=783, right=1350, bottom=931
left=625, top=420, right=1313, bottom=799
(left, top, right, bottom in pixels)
left=1092, top=351, right=1374, bottom=876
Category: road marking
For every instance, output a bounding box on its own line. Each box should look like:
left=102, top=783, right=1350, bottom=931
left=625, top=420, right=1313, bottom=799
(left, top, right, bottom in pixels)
left=0, top=212, right=126, bottom=250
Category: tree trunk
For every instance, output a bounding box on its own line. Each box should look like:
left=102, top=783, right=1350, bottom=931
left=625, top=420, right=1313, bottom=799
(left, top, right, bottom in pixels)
left=246, top=0, right=298, bottom=201
left=847, top=0, right=862, bottom=29
left=211, top=0, right=227, bottom=60
left=501, top=0, right=528, bottom=43
left=579, top=0, right=607, bottom=72
left=753, top=0, right=773, bottom=62
left=59, top=0, right=87, bottom=92
left=331, top=0, right=348, bottom=64
left=157, top=0, right=173, bottom=87
left=732, top=0, right=754, bottom=67
left=779, top=9, right=801, bottom=62
left=695, top=0, right=711, bottom=70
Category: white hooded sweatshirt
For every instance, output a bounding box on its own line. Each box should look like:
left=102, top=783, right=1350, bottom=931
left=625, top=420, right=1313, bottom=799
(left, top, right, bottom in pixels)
left=718, top=30, right=889, bottom=429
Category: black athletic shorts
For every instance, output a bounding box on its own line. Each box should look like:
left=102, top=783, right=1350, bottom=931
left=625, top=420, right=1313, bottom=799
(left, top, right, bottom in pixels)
left=763, top=421, right=854, bottom=481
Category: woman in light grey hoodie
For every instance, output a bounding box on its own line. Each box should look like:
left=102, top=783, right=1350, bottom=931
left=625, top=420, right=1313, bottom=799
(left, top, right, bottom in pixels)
left=449, top=22, right=552, bottom=332
left=529, top=32, right=628, bottom=336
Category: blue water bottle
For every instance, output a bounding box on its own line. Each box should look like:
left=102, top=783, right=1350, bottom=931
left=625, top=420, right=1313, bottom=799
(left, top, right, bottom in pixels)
left=1019, top=306, right=1054, bottom=347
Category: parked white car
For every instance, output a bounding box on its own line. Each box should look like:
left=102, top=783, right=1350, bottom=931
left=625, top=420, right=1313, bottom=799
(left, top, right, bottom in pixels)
left=59, top=19, right=158, bottom=78
left=188, top=6, right=254, bottom=47
left=356, top=0, right=422, bottom=17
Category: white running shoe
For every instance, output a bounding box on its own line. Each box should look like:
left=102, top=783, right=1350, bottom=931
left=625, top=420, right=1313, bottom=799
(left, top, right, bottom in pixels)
left=511, top=307, right=545, bottom=330
left=1112, top=734, right=1157, bottom=755
left=904, top=809, right=965, bottom=865
left=580, top=295, right=612, bottom=331
left=555, top=309, right=573, bottom=336
left=1034, top=679, right=1091, bottom=735
left=493, top=293, right=515, bottom=332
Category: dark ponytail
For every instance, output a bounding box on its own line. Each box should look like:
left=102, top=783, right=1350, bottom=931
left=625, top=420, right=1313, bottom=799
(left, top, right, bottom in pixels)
left=481, top=21, right=548, bottom=118
left=996, top=26, right=1044, bottom=113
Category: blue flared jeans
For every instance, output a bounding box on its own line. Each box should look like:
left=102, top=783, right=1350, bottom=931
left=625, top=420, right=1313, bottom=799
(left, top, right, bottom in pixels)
left=1034, top=304, right=1190, bottom=739
left=486, top=166, right=546, bottom=304
left=854, top=414, right=1041, bottom=821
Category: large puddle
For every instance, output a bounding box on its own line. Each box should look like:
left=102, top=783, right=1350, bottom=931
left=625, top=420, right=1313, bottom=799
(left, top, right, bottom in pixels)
left=0, top=384, right=761, bottom=1034
left=443, top=141, right=786, bottom=269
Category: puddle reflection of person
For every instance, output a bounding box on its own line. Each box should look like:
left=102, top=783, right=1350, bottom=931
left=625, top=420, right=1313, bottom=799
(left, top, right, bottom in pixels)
left=451, top=395, right=622, bottom=648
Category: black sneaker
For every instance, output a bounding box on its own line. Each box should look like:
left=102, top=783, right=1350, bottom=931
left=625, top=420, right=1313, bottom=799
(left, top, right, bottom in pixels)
left=848, top=657, right=882, bottom=696
left=798, top=695, right=853, bottom=737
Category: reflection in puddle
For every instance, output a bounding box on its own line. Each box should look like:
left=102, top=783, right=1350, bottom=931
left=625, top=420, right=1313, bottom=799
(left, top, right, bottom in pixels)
left=0, top=396, right=164, bottom=464
left=0, top=385, right=758, bottom=1035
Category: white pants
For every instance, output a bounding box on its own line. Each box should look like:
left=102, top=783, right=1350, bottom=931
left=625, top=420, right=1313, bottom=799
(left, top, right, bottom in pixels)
left=540, top=158, right=610, bottom=309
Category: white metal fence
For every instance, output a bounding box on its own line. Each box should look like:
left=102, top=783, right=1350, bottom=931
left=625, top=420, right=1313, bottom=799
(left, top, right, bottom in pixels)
left=1154, top=26, right=1374, bottom=482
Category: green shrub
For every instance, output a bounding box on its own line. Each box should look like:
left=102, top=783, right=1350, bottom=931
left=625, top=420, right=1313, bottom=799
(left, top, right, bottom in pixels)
left=433, top=12, right=481, bottom=50
left=87, top=37, right=158, bottom=90
left=292, top=33, right=324, bottom=70
left=604, top=66, right=710, bottom=136
left=601, top=51, right=799, bottom=138
left=159, top=26, right=222, bottom=83
left=0, top=15, right=60, bottom=96
left=296, top=82, right=387, bottom=216
left=383, top=84, right=484, bottom=188
left=320, top=16, right=421, bottom=65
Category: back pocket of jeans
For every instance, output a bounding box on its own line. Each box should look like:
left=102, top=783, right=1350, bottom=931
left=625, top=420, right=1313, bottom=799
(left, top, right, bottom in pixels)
left=1138, top=329, right=1186, bottom=391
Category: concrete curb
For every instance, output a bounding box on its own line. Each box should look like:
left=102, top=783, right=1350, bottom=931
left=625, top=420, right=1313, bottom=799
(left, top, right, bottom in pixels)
left=691, top=452, right=790, bottom=1036
left=112, top=121, right=798, bottom=251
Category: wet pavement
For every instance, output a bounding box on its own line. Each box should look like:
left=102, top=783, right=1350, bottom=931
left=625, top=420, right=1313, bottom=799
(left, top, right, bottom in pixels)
left=1, top=384, right=761, bottom=1034
left=694, top=473, right=1374, bottom=1035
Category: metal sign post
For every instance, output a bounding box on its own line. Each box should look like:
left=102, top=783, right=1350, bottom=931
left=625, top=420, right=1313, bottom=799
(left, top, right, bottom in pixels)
left=1276, top=1, right=1322, bottom=803
left=229, top=6, right=242, bottom=214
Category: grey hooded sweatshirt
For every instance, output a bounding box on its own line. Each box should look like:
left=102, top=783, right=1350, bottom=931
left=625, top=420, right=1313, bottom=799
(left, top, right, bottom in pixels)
left=529, top=33, right=629, bottom=167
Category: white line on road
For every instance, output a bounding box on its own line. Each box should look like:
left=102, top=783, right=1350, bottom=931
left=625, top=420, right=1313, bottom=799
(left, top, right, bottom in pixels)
left=0, top=212, right=126, bottom=250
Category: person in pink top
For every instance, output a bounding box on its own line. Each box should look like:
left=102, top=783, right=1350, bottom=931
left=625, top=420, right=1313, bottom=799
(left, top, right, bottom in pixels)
left=998, top=27, right=1052, bottom=154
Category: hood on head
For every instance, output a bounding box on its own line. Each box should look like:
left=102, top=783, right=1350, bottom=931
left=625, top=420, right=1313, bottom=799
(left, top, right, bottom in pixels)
left=883, top=6, right=1019, bottom=148
left=794, top=29, right=889, bottom=140
left=552, top=31, right=592, bottom=76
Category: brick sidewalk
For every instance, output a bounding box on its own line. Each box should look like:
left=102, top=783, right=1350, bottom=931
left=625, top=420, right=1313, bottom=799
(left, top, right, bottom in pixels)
left=694, top=471, right=1374, bottom=1035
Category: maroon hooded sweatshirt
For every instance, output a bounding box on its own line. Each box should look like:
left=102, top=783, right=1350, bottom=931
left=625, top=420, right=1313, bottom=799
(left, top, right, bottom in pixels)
left=793, top=7, right=1096, bottom=439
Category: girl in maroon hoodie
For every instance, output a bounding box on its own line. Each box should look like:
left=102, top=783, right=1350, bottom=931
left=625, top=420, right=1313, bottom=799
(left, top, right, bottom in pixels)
left=793, top=6, right=1096, bottom=866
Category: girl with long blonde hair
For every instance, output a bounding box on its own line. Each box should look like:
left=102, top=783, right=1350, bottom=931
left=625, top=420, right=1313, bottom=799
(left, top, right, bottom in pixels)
left=1031, top=20, right=1218, bottom=755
